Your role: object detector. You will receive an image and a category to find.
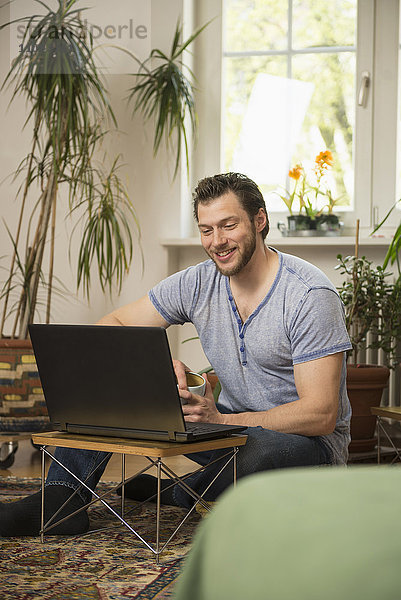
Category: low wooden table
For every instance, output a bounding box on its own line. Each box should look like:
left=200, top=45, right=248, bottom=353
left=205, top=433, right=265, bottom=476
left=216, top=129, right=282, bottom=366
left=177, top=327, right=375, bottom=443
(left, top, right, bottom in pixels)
left=370, top=406, right=401, bottom=464
left=31, top=431, right=247, bottom=563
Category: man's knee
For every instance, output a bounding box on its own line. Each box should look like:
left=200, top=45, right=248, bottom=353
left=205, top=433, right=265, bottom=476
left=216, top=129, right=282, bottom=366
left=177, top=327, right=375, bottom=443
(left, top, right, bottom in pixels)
left=236, top=428, right=329, bottom=475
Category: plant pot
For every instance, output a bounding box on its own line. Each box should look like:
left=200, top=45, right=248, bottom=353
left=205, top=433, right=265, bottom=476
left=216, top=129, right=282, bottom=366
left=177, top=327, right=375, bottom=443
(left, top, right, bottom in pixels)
left=0, top=338, right=49, bottom=432
left=201, top=371, right=221, bottom=402
left=277, top=215, right=319, bottom=237
left=206, top=372, right=219, bottom=393
left=278, top=214, right=344, bottom=237
left=315, top=214, right=343, bottom=236
left=287, top=214, right=316, bottom=232
left=346, top=364, right=390, bottom=453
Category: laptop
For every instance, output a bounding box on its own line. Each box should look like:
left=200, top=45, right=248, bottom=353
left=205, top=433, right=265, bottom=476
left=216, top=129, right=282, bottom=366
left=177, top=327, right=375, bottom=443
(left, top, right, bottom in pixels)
left=28, top=324, right=247, bottom=443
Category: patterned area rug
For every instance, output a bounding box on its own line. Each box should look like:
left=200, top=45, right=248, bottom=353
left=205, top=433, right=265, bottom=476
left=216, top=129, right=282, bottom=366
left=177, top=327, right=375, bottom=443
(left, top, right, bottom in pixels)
left=0, top=477, right=201, bottom=600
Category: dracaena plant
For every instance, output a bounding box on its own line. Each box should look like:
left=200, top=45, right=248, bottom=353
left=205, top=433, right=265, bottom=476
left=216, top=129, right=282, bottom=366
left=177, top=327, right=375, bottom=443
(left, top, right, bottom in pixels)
left=0, top=0, right=140, bottom=339
left=127, top=20, right=208, bottom=179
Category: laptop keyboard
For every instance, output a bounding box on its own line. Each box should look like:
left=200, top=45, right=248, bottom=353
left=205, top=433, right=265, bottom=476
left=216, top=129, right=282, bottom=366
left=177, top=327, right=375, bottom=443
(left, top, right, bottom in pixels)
left=185, top=422, right=236, bottom=435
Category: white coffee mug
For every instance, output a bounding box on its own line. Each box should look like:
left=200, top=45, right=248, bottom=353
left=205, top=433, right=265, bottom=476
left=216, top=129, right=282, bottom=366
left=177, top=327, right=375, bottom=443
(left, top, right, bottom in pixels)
left=180, top=371, right=206, bottom=404
left=186, top=371, right=206, bottom=396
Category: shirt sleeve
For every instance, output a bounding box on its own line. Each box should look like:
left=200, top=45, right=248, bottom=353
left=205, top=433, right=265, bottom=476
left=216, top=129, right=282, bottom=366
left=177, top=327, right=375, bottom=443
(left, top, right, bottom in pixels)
left=148, top=265, right=201, bottom=325
left=289, top=287, right=352, bottom=364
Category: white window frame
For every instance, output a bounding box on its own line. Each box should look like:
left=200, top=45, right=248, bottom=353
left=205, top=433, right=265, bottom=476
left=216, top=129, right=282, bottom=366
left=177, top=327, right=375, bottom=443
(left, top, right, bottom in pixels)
left=191, top=0, right=400, bottom=238
left=369, top=0, right=400, bottom=231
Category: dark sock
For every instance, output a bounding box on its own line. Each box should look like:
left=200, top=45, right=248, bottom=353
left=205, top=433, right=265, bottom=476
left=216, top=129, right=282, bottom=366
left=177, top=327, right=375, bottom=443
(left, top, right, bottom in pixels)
left=116, top=474, right=179, bottom=506
left=0, top=485, right=89, bottom=537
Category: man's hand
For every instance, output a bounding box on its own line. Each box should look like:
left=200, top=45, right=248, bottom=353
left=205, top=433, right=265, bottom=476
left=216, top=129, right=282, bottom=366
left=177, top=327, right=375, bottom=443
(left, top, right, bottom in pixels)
left=173, top=362, right=223, bottom=423
left=179, top=376, right=222, bottom=423
left=172, top=359, right=191, bottom=390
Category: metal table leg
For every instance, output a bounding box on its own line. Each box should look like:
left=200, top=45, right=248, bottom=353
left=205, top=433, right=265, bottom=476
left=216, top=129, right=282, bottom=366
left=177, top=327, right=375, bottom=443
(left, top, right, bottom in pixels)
left=37, top=442, right=242, bottom=563
left=376, top=417, right=401, bottom=464
left=121, top=453, right=126, bottom=518
left=156, top=458, right=161, bottom=565
left=40, top=445, right=46, bottom=543
left=233, top=446, right=238, bottom=486
left=377, top=419, right=381, bottom=464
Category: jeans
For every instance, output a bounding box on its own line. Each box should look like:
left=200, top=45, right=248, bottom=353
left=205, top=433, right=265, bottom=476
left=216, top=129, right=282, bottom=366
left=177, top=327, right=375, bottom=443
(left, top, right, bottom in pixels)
left=46, top=409, right=332, bottom=506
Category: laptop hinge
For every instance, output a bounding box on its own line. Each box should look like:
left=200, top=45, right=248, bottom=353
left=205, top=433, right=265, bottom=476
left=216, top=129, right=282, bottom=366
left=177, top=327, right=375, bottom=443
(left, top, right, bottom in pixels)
left=168, top=431, right=176, bottom=441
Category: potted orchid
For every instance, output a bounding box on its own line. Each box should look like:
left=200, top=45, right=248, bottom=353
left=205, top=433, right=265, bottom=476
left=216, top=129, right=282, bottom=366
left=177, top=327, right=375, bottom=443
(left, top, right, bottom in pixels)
left=277, top=150, right=343, bottom=236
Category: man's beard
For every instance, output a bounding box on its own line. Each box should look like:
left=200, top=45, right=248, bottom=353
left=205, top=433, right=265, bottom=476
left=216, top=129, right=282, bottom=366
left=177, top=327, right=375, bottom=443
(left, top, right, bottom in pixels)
left=207, top=225, right=257, bottom=277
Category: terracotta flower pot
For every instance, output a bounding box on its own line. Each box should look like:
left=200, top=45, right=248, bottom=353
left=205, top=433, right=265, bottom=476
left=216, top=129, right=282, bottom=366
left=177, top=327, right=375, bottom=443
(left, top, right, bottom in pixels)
left=346, top=364, right=390, bottom=453
left=202, top=372, right=221, bottom=402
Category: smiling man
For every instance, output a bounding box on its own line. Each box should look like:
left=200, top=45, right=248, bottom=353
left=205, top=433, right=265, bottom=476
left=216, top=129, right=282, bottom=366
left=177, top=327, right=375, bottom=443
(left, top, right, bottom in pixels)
left=0, top=172, right=352, bottom=537
left=198, top=191, right=261, bottom=277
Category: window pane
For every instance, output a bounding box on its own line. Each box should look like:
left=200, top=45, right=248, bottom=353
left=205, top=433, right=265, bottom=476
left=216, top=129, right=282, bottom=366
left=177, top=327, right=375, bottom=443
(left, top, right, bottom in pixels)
left=222, top=0, right=357, bottom=212
left=224, top=0, right=288, bottom=52
left=292, top=0, right=357, bottom=49
left=291, top=52, right=355, bottom=208
left=223, top=56, right=287, bottom=172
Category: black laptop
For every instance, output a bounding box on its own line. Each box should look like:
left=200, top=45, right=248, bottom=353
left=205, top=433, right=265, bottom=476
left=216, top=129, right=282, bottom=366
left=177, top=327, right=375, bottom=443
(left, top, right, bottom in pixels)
left=28, top=324, right=246, bottom=443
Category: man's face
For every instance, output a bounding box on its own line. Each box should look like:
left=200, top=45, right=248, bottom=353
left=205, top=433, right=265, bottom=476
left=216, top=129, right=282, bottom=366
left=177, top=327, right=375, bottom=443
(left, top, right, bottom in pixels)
left=197, top=192, right=258, bottom=277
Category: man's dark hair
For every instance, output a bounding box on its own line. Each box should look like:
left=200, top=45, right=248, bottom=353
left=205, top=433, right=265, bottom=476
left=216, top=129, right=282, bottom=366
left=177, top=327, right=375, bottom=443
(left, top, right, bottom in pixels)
left=193, top=172, right=270, bottom=240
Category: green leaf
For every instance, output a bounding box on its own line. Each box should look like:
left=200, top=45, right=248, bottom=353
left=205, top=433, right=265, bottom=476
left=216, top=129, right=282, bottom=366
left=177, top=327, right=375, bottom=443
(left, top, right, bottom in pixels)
left=127, top=19, right=208, bottom=180
left=1, top=1, right=140, bottom=337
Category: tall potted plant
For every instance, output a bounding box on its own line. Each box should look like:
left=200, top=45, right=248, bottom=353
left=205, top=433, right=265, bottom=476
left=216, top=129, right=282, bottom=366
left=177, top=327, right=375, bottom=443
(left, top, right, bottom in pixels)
left=0, top=3, right=205, bottom=441
left=0, top=0, right=140, bottom=434
left=336, top=229, right=401, bottom=452
left=1, top=1, right=140, bottom=339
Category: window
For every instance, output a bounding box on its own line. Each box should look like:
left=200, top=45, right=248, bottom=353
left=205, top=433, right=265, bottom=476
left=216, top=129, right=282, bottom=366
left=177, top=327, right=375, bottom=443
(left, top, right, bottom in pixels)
left=223, top=0, right=357, bottom=213
left=193, top=0, right=400, bottom=235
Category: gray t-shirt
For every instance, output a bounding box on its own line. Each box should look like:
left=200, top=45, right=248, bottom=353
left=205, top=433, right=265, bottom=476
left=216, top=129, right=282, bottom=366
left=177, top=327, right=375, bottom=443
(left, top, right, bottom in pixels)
left=149, top=249, right=352, bottom=464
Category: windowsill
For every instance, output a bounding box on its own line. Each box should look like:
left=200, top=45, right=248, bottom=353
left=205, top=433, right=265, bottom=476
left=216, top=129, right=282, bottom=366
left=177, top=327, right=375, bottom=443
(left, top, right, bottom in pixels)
left=161, top=235, right=392, bottom=247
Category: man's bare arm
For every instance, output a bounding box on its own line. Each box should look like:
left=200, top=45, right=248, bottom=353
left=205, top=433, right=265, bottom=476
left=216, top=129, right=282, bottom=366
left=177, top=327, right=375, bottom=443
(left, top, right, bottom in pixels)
left=182, top=353, right=343, bottom=436
left=97, top=295, right=170, bottom=328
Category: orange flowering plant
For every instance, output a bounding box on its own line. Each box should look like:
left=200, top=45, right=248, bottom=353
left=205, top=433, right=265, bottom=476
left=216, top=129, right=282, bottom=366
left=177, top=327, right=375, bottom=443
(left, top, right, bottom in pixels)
left=279, top=163, right=306, bottom=214
left=278, top=150, right=340, bottom=217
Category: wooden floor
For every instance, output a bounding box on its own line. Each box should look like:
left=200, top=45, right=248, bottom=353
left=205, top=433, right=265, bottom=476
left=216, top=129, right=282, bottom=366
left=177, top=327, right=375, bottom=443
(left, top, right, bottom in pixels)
left=0, top=438, right=196, bottom=481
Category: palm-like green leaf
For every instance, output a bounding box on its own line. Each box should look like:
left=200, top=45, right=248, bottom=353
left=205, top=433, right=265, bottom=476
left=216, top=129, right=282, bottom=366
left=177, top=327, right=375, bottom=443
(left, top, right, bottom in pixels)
left=371, top=199, right=401, bottom=278
left=128, top=20, right=208, bottom=178
left=1, top=0, right=140, bottom=338
left=70, top=156, right=142, bottom=297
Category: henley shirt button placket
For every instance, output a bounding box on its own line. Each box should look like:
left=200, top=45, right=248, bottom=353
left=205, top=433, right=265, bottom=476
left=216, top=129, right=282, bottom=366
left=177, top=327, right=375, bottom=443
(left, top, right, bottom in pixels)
left=228, top=290, right=248, bottom=365
left=239, top=327, right=247, bottom=366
